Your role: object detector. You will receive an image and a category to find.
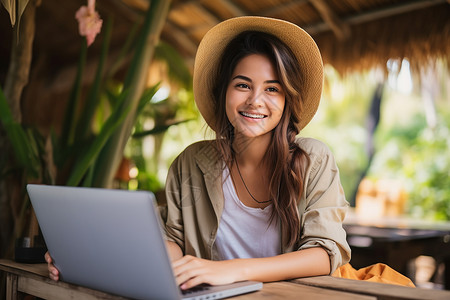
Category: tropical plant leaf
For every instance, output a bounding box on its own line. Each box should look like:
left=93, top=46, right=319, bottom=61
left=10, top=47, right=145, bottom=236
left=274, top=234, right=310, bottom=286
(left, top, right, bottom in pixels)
left=75, top=17, right=113, bottom=141
left=66, top=88, right=131, bottom=186
left=81, top=163, right=95, bottom=187
left=155, top=41, right=192, bottom=89
left=0, top=86, right=39, bottom=177
left=0, top=89, right=13, bottom=124
left=106, top=22, right=139, bottom=79
left=61, top=38, right=87, bottom=148
left=137, top=82, right=161, bottom=113
left=66, top=101, right=131, bottom=186
left=132, top=119, right=194, bottom=137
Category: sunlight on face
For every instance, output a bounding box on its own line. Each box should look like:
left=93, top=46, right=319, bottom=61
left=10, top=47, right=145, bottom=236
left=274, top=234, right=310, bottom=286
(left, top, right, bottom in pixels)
left=225, top=54, right=285, bottom=141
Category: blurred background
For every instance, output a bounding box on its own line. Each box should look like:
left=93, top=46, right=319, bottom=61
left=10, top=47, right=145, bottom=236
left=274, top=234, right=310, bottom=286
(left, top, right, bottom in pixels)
left=1, top=0, right=449, bottom=292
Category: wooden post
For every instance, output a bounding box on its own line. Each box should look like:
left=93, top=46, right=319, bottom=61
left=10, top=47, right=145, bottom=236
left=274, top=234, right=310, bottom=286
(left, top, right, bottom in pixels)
left=0, top=0, right=40, bottom=260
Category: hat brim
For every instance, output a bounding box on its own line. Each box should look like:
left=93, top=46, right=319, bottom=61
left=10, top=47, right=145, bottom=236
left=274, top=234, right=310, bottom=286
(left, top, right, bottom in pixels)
left=193, top=16, right=323, bottom=132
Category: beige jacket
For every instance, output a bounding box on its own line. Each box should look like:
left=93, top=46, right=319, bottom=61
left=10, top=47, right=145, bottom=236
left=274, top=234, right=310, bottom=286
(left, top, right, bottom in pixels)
left=163, top=137, right=351, bottom=274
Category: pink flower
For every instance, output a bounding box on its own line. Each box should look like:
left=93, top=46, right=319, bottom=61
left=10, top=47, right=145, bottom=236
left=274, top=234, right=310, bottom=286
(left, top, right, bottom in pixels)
left=75, top=0, right=103, bottom=47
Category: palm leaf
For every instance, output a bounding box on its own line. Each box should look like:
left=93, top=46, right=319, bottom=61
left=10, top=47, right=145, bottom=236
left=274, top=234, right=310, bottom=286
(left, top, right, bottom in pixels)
left=0, top=86, right=39, bottom=177
left=155, top=42, right=192, bottom=89
left=106, top=22, right=139, bottom=79
left=60, top=39, right=87, bottom=148
left=132, top=119, right=194, bottom=137
left=137, top=83, right=161, bottom=113
left=66, top=91, right=131, bottom=186
left=75, top=17, right=113, bottom=141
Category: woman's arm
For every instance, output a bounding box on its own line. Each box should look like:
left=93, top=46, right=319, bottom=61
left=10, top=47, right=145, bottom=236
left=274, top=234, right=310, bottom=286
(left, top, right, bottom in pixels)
left=166, top=240, right=183, bottom=261
left=173, top=247, right=329, bottom=289
left=295, top=138, right=351, bottom=272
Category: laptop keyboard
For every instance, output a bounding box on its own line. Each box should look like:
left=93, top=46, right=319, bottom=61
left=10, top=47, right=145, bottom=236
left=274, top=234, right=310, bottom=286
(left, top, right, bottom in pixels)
left=180, top=283, right=211, bottom=295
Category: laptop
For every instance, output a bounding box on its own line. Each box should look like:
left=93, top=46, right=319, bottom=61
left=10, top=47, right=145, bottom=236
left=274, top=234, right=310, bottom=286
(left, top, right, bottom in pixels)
left=27, top=184, right=262, bottom=300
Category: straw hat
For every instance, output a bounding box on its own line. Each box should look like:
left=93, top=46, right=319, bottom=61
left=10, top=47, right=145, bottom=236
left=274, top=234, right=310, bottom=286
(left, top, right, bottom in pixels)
left=193, top=16, right=323, bottom=132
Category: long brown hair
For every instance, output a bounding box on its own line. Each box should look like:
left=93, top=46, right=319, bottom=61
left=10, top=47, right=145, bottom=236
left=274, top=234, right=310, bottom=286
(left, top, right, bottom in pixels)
left=212, top=31, right=310, bottom=247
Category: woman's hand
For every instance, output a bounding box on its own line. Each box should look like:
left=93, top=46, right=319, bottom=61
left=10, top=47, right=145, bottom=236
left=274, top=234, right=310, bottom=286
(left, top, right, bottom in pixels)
left=44, top=251, right=60, bottom=281
left=173, top=255, right=242, bottom=290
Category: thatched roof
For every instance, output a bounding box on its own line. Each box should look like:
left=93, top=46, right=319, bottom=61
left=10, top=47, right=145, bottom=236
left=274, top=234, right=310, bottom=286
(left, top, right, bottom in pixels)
left=163, top=0, right=450, bottom=74
left=1, top=0, right=449, bottom=80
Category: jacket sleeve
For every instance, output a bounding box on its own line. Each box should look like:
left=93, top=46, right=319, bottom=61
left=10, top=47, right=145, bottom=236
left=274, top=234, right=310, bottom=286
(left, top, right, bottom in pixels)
left=297, top=138, right=351, bottom=274
left=163, top=153, right=186, bottom=252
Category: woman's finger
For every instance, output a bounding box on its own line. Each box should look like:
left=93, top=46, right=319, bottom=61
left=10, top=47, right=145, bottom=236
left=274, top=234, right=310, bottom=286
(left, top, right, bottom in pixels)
left=45, top=251, right=60, bottom=281
left=174, top=264, right=204, bottom=286
left=179, top=274, right=209, bottom=290
left=44, top=251, right=52, bottom=263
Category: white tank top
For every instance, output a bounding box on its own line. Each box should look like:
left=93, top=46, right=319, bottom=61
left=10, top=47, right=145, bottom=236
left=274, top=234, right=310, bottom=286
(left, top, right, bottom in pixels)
left=213, top=167, right=281, bottom=260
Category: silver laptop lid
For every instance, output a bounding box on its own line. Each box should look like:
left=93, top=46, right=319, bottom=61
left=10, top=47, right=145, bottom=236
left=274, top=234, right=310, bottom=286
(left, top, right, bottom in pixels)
left=27, top=184, right=181, bottom=300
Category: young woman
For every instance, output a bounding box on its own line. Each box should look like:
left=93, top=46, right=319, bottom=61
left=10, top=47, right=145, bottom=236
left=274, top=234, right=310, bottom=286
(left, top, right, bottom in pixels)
left=46, top=16, right=351, bottom=289
left=162, top=16, right=350, bottom=289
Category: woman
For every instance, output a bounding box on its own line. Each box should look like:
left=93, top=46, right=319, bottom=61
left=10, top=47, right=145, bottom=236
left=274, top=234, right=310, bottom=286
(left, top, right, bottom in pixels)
left=46, top=16, right=351, bottom=289
left=163, top=16, right=350, bottom=289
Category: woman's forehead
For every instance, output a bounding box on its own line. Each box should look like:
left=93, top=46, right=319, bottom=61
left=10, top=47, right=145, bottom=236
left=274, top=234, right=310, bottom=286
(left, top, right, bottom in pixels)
left=231, top=54, right=280, bottom=80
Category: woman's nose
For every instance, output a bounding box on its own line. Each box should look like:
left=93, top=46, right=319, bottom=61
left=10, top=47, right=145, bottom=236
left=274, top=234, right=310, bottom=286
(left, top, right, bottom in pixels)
left=245, top=90, right=265, bottom=106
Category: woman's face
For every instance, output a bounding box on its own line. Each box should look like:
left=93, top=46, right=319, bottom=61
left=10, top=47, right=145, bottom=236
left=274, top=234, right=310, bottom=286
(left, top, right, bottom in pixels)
left=225, top=54, right=285, bottom=140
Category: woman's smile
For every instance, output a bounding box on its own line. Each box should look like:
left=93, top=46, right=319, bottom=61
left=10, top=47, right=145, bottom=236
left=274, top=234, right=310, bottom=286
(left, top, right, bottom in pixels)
left=239, top=111, right=267, bottom=119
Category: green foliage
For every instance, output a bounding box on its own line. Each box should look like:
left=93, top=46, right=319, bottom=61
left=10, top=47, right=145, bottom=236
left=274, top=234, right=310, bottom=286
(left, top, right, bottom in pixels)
left=302, top=66, right=375, bottom=202
left=0, top=87, right=40, bottom=178
left=367, top=60, right=450, bottom=221
left=92, top=0, right=171, bottom=187
left=126, top=88, right=198, bottom=191
left=53, top=15, right=143, bottom=187
left=302, top=62, right=450, bottom=221
left=1, top=1, right=172, bottom=189
left=154, top=41, right=192, bottom=89
left=65, top=90, right=132, bottom=186
left=371, top=117, right=450, bottom=220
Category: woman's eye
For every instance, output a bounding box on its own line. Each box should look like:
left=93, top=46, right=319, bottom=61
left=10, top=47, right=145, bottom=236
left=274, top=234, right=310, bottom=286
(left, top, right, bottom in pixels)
left=236, top=83, right=249, bottom=89
left=267, top=87, right=279, bottom=92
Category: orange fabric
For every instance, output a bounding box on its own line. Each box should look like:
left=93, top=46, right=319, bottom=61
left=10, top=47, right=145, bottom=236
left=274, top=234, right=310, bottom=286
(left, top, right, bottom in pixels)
left=332, top=263, right=415, bottom=287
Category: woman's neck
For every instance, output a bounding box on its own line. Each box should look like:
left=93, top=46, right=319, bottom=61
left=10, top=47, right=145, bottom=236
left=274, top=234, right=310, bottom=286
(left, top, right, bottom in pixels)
left=232, top=134, right=271, bottom=167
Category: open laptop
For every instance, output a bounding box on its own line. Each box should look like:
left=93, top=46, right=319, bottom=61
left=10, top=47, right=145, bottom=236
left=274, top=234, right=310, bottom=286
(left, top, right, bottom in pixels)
left=27, top=184, right=262, bottom=300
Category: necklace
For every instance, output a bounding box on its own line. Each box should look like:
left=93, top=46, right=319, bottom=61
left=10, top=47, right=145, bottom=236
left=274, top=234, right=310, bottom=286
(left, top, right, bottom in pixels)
left=235, top=160, right=272, bottom=204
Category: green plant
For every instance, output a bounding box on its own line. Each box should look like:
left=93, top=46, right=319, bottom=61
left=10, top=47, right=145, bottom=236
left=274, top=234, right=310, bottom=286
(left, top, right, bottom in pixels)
left=1, top=1, right=172, bottom=188
left=366, top=59, right=450, bottom=220
left=128, top=88, right=198, bottom=192
left=0, top=0, right=172, bottom=263
left=302, top=66, right=375, bottom=202
left=371, top=116, right=450, bottom=220
left=0, top=87, right=40, bottom=178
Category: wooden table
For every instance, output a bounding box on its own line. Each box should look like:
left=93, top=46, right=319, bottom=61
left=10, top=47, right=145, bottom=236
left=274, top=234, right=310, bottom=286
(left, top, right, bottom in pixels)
left=2, top=259, right=450, bottom=300
left=344, top=210, right=450, bottom=289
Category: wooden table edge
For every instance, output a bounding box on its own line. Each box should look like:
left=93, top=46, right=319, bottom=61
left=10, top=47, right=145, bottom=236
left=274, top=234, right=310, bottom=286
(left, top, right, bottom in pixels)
left=293, top=276, right=450, bottom=300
